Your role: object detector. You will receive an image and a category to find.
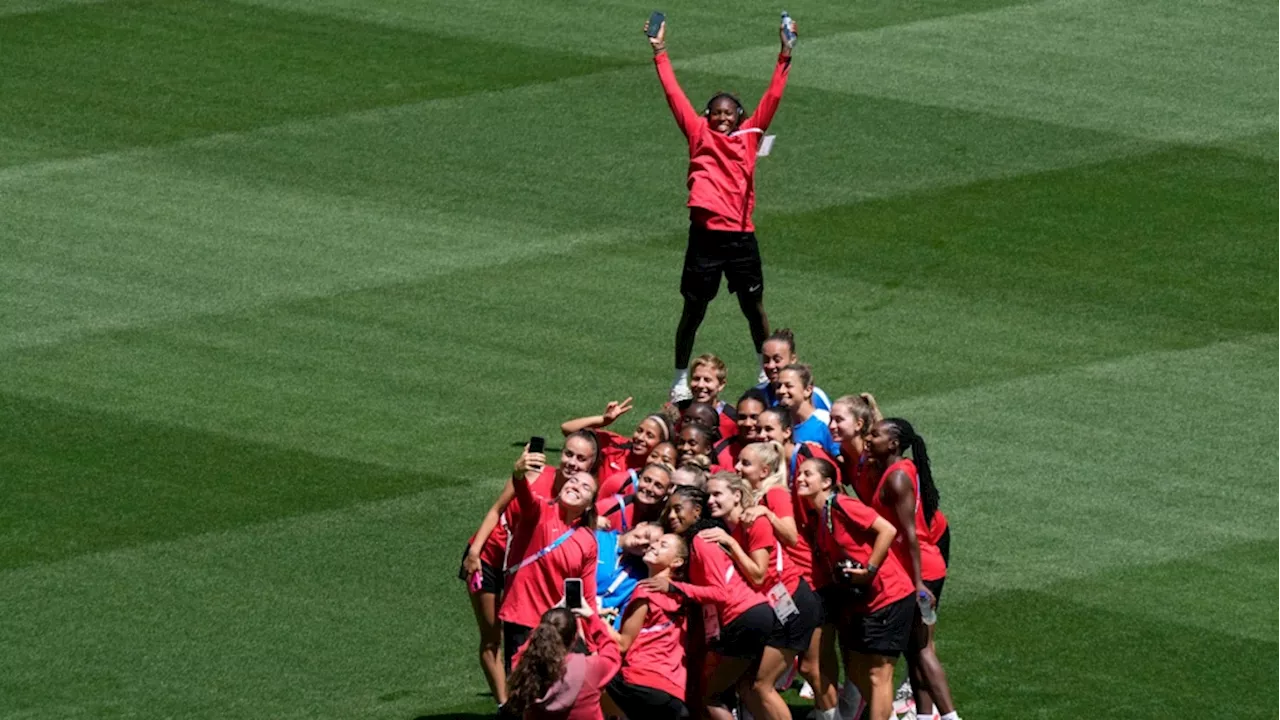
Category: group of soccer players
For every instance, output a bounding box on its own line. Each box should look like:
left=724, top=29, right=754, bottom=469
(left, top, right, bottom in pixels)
left=458, top=13, right=964, bottom=720
left=460, top=337, right=961, bottom=720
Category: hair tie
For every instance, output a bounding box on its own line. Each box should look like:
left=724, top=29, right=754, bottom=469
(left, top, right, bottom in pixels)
left=644, top=414, right=671, bottom=440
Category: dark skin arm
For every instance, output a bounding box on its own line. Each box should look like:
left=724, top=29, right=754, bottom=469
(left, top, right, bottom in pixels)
left=883, top=470, right=933, bottom=606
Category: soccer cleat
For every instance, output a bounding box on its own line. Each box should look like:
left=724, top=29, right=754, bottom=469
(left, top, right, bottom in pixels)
left=799, top=680, right=815, bottom=699
left=670, top=381, right=693, bottom=404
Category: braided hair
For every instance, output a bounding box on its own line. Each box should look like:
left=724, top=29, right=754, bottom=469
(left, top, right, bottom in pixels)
left=883, top=418, right=939, bottom=524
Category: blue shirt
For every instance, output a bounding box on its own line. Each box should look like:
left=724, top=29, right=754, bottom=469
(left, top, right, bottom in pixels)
left=753, top=381, right=832, bottom=424
left=594, top=530, right=647, bottom=629
left=793, top=413, right=839, bottom=457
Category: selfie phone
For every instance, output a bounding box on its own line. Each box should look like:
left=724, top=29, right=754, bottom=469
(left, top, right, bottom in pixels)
left=646, top=11, right=665, bottom=38
left=528, top=436, right=546, bottom=454
left=563, top=578, right=583, bottom=609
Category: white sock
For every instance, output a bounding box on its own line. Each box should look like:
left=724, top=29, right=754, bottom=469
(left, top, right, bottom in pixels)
left=940, top=713, right=959, bottom=720
left=816, top=708, right=838, bottom=720
left=917, top=705, right=934, bottom=719
left=673, top=367, right=689, bottom=387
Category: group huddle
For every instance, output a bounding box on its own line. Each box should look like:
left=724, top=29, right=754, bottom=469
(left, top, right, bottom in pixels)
left=460, top=330, right=963, bottom=720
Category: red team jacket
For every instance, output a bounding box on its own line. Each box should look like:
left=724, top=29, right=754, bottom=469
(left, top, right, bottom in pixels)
left=655, top=51, right=792, bottom=232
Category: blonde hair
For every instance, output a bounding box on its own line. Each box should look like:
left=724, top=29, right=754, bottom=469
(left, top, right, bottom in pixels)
left=742, top=441, right=787, bottom=501
left=691, top=353, right=728, bottom=383
left=834, top=393, right=882, bottom=437
left=707, top=471, right=756, bottom=510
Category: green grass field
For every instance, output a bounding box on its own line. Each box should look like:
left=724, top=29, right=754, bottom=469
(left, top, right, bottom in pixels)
left=1, top=0, right=1276, bottom=718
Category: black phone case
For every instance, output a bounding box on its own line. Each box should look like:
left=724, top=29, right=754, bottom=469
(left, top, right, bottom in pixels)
left=646, top=11, right=665, bottom=37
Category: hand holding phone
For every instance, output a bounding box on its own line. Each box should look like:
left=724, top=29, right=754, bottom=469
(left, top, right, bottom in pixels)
left=563, top=578, right=584, bottom=611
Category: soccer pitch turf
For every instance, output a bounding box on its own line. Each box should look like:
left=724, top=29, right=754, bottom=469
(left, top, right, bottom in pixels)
left=1, top=0, right=1275, bottom=718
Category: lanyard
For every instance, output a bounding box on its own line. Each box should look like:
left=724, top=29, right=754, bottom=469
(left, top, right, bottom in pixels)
left=506, top=528, right=576, bottom=576
left=614, top=494, right=628, bottom=531
left=639, top=620, right=674, bottom=634
left=823, top=494, right=836, bottom=536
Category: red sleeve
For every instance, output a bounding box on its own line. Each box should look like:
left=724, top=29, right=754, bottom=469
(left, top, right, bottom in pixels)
left=654, top=52, right=701, bottom=139
left=670, top=580, right=728, bottom=604
left=583, top=614, right=623, bottom=687
left=580, top=533, right=598, bottom=608
left=745, top=516, right=774, bottom=553
left=836, top=495, right=879, bottom=532
left=765, top=487, right=794, bottom=519
left=741, top=54, right=791, bottom=131
left=511, top=471, right=543, bottom=519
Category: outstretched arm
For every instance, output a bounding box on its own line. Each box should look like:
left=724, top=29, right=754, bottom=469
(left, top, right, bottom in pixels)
left=645, top=19, right=701, bottom=139
left=561, top=397, right=634, bottom=435
left=742, top=22, right=794, bottom=131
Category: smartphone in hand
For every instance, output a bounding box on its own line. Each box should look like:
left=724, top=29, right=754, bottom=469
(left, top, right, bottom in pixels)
left=646, top=11, right=665, bottom=37
left=528, top=436, right=546, bottom=454
left=563, top=578, right=583, bottom=609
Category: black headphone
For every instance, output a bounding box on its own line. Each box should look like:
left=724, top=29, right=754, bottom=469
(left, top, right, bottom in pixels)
left=703, top=92, right=745, bottom=119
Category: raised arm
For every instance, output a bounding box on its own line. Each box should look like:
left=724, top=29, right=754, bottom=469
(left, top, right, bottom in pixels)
left=741, top=23, right=794, bottom=132
left=560, top=397, right=633, bottom=435
left=577, top=610, right=623, bottom=688
left=645, top=19, right=702, bottom=139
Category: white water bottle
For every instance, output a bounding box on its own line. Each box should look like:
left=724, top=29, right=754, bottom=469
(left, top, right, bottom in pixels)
left=917, top=590, right=937, bottom=625
left=781, top=11, right=796, bottom=48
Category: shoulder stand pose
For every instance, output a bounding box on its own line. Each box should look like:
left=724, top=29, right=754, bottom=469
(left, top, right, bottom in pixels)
left=645, top=15, right=795, bottom=403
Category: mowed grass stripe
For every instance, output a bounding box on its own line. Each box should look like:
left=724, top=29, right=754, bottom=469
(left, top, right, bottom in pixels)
left=234, top=0, right=1039, bottom=60
left=685, top=0, right=1277, bottom=144
left=0, top=391, right=459, bottom=571
left=0, top=0, right=628, bottom=166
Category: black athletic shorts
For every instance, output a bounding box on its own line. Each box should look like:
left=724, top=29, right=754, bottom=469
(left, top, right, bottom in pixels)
left=681, top=223, right=764, bottom=302
left=841, top=595, right=915, bottom=658
left=936, top=526, right=951, bottom=568
left=924, top=577, right=946, bottom=610
left=778, top=579, right=823, bottom=652
left=713, top=602, right=781, bottom=659
left=457, top=545, right=504, bottom=595
left=606, top=675, right=689, bottom=719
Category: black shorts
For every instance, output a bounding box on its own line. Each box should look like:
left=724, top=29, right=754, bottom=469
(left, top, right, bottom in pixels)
left=681, top=224, right=764, bottom=302
left=713, top=603, right=781, bottom=659
left=503, top=622, right=531, bottom=672
left=777, top=579, right=823, bottom=652
left=457, top=545, right=504, bottom=595
left=936, top=526, right=951, bottom=568
left=606, top=676, right=689, bottom=719
left=841, top=595, right=915, bottom=658
left=924, top=577, right=945, bottom=610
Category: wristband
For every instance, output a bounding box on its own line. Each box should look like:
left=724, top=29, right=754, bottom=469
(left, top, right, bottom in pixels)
left=866, top=563, right=879, bottom=575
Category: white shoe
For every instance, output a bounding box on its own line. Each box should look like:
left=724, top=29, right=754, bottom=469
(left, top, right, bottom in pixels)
left=799, top=680, right=815, bottom=699
left=669, top=381, right=692, bottom=404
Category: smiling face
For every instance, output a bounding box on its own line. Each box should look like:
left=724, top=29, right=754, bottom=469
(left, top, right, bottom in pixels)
left=794, top=459, right=832, bottom=502
left=828, top=402, right=863, bottom=444
left=557, top=471, right=598, bottom=512
left=774, top=369, right=811, bottom=411
left=866, top=421, right=898, bottom=460
left=647, top=442, right=677, bottom=467
left=662, top=495, right=701, bottom=534
left=705, top=477, right=741, bottom=519
left=736, top=397, right=766, bottom=443
left=757, top=410, right=790, bottom=445
left=761, top=338, right=795, bottom=385
left=643, top=532, right=688, bottom=572
left=629, top=417, right=665, bottom=459
left=734, top=445, right=768, bottom=486
left=560, top=435, right=595, bottom=476
left=635, top=465, right=674, bottom=506
left=681, top=403, right=719, bottom=433
left=677, top=425, right=712, bottom=463
left=621, top=522, right=663, bottom=555
left=690, top=365, right=726, bottom=404
left=706, top=96, right=741, bottom=134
